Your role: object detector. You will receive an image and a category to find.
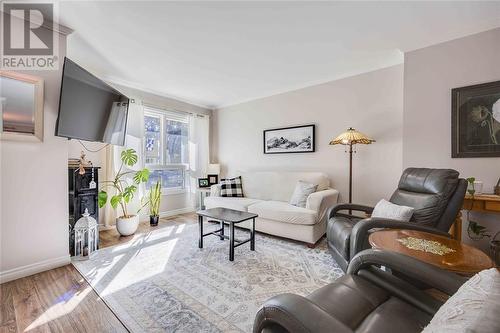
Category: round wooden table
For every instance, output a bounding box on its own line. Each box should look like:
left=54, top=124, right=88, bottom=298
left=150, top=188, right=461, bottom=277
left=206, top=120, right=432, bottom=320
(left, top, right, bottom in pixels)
left=369, top=229, right=494, bottom=275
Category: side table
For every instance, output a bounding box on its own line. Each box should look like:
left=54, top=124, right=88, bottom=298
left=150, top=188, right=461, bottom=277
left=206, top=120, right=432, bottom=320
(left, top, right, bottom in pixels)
left=369, top=229, right=493, bottom=275
left=197, top=187, right=211, bottom=209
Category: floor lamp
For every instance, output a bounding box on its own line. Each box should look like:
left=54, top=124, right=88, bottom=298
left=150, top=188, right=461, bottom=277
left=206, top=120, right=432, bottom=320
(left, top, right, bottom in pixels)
left=329, top=127, right=375, bottom=203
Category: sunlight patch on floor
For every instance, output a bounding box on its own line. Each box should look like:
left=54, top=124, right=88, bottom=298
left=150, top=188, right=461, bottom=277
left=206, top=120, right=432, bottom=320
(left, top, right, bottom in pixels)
left=24, top=284, right=93, bottom=332
left=100, top=237, right=178, bottom=297
left=176, top=224, right=185, bottom=234
left=110, top=225, right=175, bottom=253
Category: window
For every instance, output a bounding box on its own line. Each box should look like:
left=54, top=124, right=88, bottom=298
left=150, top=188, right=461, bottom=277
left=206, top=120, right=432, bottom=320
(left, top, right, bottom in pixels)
left=144, top=107, right=189, bottom=192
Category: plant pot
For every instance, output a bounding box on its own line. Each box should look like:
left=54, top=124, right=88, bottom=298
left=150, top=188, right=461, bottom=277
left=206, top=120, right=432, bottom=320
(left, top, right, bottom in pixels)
left=150, top=215, right=159, bottom=226
left=116, top=215, right=139, bottom=236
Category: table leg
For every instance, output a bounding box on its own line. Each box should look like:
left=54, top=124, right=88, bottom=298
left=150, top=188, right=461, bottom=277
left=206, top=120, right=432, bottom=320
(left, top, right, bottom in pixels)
left=219, top=220, right=225, bottom=240
left=449, top=211, right=462, bottom=241
left=198, top=215, right=203, bottom=248
left=250, top=218, right=255, bottom=251
left=229, top=222, right=235, bottom=261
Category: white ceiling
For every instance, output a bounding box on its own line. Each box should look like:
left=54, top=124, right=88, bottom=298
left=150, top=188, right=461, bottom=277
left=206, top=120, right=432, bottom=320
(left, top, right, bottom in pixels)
left=59, top=1, right=500, bottom=109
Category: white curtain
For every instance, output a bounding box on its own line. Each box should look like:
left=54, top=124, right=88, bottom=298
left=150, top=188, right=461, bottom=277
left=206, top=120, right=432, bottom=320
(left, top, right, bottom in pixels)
left=102, top=100, right=145, bottom=227
left=188, top=114, right=210, bottom=207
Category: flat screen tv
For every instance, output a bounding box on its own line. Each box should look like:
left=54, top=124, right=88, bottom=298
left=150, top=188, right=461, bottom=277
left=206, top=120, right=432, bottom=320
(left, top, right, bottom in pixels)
left=55, top=57, right=129, bottom=146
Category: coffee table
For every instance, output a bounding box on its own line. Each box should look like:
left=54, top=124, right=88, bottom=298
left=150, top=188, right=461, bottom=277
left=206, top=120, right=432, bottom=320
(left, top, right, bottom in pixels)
left=196, top=207, right=258, bottom=261
left=369, top=229, right=494, bottom=275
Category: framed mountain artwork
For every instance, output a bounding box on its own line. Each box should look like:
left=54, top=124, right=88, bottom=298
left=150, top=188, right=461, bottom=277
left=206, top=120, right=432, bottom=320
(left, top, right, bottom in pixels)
left=452, top=80, right=500, bottom=158
left=263, top=124, right=315, bottom=154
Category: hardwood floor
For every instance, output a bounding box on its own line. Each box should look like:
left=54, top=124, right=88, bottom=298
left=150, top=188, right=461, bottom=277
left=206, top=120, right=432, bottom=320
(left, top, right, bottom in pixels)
left=0, top=213, right=197, bottom=333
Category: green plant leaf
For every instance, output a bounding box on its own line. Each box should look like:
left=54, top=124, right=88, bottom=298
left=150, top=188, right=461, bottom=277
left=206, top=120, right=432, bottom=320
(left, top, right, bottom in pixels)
left=149, top=180, right=162, bottom=216
left=133, top=168, right=150, bottom=183
left=110, top=194, right=123, bottom=209
left=466, top=177, right=476, bottom=184
left=122, top=185, right=137, bottom=203
left=98, top=191, right=108, bottom=208
left=121, top=149, right=138, bottom=166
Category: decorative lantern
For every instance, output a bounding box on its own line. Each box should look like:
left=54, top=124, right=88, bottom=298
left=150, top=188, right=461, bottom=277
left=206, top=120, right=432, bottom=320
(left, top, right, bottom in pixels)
left=73, top=208, right=98, bottom=260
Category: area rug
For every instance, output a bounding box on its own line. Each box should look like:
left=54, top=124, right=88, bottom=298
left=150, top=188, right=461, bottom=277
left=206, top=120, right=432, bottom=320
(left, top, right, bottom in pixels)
left=73, top=223, right=343, bottom=332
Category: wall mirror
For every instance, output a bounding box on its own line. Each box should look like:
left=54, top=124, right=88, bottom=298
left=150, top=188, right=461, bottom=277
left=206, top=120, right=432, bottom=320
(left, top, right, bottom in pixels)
left=0, top=71, right=44, bottom=142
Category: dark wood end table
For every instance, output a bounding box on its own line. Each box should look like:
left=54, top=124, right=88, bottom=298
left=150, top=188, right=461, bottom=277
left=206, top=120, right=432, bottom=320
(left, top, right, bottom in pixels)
left=369, top=229, right=494, bottom=275
left=196, top=207, right=258, bottom=261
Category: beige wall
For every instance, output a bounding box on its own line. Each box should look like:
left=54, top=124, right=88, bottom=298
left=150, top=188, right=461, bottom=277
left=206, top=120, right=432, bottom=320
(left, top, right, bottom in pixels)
left=404, top=28, right=500, bottom=250
left=1, top=30, right=69, bottom=282
left=214, top=65, right=404, bottom=206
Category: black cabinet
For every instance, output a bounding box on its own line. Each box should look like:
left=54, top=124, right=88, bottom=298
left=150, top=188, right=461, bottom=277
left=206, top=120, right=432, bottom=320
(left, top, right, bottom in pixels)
left=68, top=166, right=100, bottom=255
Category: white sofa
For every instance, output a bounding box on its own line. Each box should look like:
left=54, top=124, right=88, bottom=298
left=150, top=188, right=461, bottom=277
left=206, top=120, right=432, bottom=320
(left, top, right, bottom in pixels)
left=205, top=171, right=339, bottom=245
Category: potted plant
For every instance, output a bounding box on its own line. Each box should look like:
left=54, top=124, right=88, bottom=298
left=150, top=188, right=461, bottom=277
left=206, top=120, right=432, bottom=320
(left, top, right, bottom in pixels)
left=465, top=177, right=491, bottom=241
left=98, top=149, right=150, bottom=236
left=148, top=180, right=162, bottom=226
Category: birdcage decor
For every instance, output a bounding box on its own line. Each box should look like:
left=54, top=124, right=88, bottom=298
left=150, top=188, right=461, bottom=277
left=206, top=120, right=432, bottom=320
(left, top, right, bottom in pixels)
left=73, top=208, right=98, bottom=260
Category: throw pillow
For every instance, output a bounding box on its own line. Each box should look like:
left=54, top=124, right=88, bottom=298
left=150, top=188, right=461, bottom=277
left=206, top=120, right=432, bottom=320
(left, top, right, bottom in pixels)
left=422, top=268, right=500, bottom=333
left=220, top=176, right=244, bottom=197
left=371, top=199, right=414, bottom=222
left=289, top=181, right=318, bottom=208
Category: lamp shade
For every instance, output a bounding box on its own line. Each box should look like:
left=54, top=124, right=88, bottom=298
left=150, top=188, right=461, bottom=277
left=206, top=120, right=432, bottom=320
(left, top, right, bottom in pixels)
left=207, top=163, right=221, bottom=175
left=329, top=127, right=375, bottom=145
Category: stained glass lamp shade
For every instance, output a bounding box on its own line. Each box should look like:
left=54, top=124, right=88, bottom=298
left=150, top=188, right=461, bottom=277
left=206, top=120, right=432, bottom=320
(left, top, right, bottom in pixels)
left=329, top=127, right=376, bottom=146
left=329, top=128, right=375, bottom=203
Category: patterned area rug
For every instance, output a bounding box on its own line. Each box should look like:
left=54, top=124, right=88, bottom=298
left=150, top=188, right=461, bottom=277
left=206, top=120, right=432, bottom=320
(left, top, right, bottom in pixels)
left=73, top=223, right=343, bottom=332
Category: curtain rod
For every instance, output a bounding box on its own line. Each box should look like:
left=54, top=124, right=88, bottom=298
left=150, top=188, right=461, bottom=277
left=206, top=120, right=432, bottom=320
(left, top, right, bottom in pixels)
left=142, top=102, right=208, bottom=118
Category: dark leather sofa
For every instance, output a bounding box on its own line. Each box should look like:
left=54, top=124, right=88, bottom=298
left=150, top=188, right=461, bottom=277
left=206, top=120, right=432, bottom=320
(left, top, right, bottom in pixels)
left=326, top=168, right=467, bottom=271
left=253, top=249, right=468, bottom=333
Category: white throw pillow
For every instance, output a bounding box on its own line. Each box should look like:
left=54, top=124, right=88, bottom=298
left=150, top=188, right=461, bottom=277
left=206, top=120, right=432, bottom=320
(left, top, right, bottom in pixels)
left=371, top=199, right=414, bottom=222
left=422, top=268, right=500, bottom=333
left=289, top=181, right=318, bottom=208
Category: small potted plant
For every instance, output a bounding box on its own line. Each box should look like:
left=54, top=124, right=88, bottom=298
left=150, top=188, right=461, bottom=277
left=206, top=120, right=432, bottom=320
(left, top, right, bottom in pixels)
left=465, top=177, right=491, bottom=241
left=148, top=180, right=161, bottom=226
left=98, top=149, right=150, bottom=236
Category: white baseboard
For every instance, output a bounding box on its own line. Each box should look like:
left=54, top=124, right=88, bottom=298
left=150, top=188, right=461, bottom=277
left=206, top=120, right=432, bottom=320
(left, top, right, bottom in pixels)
left=0, top=255, right=71, bottom=284
left=159, top=207, right=195, bottom=218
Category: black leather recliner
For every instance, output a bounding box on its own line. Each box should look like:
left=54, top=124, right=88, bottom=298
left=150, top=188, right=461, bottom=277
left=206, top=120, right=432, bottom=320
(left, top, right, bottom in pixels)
left=326, top=168, right=467, bottom=271
left=253, top=249, right=468, bottom=333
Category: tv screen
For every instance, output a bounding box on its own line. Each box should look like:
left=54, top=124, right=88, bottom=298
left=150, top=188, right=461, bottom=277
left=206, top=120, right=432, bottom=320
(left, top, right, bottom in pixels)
left=55, top=58, right=129, bottom=145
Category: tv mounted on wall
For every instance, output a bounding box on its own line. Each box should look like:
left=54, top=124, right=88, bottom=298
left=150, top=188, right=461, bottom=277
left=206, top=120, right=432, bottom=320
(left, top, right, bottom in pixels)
left=55, top=57, right=129, bottom=146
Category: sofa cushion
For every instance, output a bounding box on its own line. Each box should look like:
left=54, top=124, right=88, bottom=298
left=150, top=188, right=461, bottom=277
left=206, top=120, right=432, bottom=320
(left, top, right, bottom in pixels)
left=289, top=181, right=318, bottom=208
left=239, top=171, right=329, bottom=201
left=204, top=196, right=263, bottom=212
left=220, top=176, right=244, bottom=197
left=372, top=199, right=414, bottom=222
left=248, top=201, right=317, bottom=225
left=422, top=268, right=500, bottom=333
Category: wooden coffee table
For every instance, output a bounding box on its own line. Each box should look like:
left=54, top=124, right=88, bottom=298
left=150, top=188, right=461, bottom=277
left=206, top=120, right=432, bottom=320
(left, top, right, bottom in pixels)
left=197, top=207, right=258, bottom=261
left=369, top=229, right=493, bottom=275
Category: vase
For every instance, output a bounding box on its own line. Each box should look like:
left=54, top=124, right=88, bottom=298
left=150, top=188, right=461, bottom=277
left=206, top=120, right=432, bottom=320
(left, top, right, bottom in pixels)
left=116, top=215, right=139, bottom=236
left=150, top=215, right=159, bottom=226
